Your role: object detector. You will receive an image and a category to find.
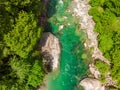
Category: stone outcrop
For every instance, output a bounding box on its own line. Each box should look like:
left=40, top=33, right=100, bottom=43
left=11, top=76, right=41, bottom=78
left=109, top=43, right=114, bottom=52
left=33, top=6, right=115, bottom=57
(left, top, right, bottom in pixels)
left=89, top=64, right=101, bottom=79
left=80, top=78, right=105, bottom=90
left=39, top=32, right=61, bottom=72
left=105, top=73, right=118, bottom=88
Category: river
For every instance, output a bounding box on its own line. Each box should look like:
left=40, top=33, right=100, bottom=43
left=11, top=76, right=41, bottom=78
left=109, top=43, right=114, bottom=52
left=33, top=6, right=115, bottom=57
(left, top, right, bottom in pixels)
left=44, top=0, right=90, bottom=90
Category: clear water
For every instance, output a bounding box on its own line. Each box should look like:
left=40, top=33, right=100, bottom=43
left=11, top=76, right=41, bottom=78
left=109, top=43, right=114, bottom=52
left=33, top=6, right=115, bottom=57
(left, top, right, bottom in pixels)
left=45, top=0, right=89, bottom=90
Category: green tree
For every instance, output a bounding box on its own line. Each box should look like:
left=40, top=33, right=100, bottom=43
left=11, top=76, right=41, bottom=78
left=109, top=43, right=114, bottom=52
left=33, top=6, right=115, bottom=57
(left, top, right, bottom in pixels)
left=27, top=60, right=44, bottom=87
left=99, top=10, right=116, bottom=26
left=0, top=0, right=44, bottom=89
left=4, top=11, right=42, bottom=58
left=9, top=57, right=31, bottom=83
left=89, top=0, right=105, bottom=7
left=1, top=0, right=43, bottom=16
left=99, top=34, right=113, bottom=53
left=89, top=0, right=120, bottom=88
left=104, top=0, right=120, bottom=16
left=95, top=60, right=110, bottom=83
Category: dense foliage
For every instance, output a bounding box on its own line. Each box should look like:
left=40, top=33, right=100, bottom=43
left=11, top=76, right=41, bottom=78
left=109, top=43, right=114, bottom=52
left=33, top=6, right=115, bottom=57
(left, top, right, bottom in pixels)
left=89, top=0, right=120, bottom=88
left=0, top=0, right=44, bottom=90
left=95, top=60, right=109, bottom=83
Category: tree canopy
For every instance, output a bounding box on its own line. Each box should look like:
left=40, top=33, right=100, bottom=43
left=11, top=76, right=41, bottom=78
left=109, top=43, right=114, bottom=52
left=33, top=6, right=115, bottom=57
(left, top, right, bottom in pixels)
left=89, top=0, right=120, bottom=89
left=0, top=0, right=44, bottom=90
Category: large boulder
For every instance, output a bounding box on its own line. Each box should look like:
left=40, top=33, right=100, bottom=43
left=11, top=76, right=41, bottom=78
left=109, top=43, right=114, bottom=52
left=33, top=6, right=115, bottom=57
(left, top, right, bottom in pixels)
left=39, top=32, right=61, bottom=72
left=80, top=78, right=105, bottom=90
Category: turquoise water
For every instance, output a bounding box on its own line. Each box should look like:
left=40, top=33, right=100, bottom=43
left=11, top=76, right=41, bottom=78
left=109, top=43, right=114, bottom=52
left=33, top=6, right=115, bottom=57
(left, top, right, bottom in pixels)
left=45, top=0, right=89, bottom=90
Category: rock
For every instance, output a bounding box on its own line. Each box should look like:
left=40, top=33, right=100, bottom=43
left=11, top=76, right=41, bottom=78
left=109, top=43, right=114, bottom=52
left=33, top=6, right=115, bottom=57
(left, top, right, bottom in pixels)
left=36, top=83, right=46, bottom=90
left=39, top=32, right=61, bottom=72
left=89, top=64, right=101, bottom=79
left=80, top=78, right=105, bottom=90
left=59, top=25, right=64, bottom=30
left=105, top=73, right=118, bottom=88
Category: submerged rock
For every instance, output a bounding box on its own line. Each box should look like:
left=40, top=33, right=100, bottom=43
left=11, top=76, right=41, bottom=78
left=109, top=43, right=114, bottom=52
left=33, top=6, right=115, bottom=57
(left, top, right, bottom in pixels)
left=39, top=32, right=61, bottom=72
left=80, top=78, right=105, bottom=90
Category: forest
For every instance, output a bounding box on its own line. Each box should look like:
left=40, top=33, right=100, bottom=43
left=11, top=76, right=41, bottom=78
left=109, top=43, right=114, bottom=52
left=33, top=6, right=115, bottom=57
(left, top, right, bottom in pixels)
left=0, top=0, right=44, bottom=90
left=89, top=0, right=120, bottom=89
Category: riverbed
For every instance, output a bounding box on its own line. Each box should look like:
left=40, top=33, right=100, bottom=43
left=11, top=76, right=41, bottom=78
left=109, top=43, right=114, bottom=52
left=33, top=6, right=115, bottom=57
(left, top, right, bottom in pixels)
left=44, top=0, right=90, bottom=90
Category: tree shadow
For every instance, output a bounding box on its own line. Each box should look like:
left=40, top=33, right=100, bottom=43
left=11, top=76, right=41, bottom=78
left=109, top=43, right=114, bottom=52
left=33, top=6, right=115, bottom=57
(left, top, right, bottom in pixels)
left=39, top=0, right=58, bottom=32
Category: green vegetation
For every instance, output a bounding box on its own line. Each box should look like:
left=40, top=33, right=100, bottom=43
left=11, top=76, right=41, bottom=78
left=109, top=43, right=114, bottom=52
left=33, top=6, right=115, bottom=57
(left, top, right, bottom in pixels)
left=89, top=0, right=120, bottom=88
left=95, top=60, right=109, bottom=83
left=0, top=0, right=44, bottom=90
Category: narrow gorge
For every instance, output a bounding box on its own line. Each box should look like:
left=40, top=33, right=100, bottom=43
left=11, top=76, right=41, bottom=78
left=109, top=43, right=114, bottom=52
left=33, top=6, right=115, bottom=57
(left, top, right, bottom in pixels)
left=38, top=0, right=115, bottom=90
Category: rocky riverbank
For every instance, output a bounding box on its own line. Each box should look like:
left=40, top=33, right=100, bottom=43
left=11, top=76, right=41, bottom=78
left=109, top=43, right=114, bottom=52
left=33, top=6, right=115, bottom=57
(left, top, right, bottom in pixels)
left=70, top=0, right=111, bottom=66
left=67, top=0, right=116, bottom=89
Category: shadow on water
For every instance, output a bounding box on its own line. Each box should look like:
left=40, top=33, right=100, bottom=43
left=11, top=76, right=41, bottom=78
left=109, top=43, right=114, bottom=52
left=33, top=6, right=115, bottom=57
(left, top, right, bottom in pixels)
left=39, top=0, right=58, bottom=32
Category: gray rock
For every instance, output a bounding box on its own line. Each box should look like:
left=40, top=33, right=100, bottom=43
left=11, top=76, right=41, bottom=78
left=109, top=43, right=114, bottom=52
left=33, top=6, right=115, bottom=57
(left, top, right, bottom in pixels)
left=39, top=32, right=61, bottom=72
left=80, top=78, right=105, bottom=90
left=89, top=64, right=101, bottom=79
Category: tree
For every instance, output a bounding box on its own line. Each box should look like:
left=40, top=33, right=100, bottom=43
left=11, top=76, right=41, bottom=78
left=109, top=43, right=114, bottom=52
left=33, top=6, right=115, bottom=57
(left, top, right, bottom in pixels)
left=9, top=57, right=31, bottom=83
left=89, top=0, right=120, bottom=88
left=99, top=10, right=116, bottom=26
left=89, top=0, right=105, bottom=7
left=95, top=60, right=110, bottom=83
left=1, top=0, right=42, bottom=16
left=104, top=0, right=120, bottom=16
left=89, top=7, right=101, bottom=23
left=27, top=60, right=44, bottom=87
left=99, top=34, right=113, bottom=53
left=4, top=11, right=42, bottom=58
left=0, top=0, right=44, bottom=89
left=0, top=3, right=14, bottom=40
